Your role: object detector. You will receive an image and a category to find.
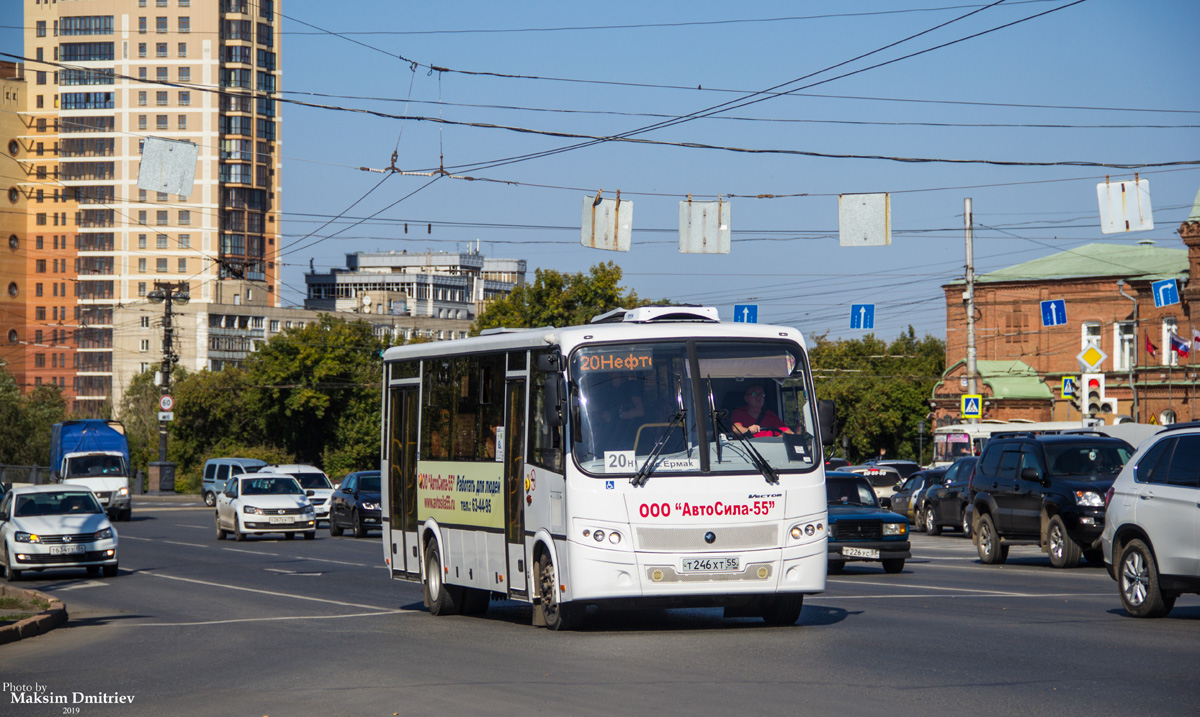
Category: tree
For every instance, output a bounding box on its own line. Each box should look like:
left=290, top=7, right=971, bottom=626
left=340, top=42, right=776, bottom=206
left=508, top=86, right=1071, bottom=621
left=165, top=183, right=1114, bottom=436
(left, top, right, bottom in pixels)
left=473, top=262, right=651, bottom=332
left=243, top=315, right=387, bottom=471
left=0, top=366, right=66, bottom=467
left=810, top=327, right=944, bottom=463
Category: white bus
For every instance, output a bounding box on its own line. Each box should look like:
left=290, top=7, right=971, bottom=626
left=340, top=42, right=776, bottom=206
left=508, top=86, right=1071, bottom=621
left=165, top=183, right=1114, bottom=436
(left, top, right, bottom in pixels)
left=931, top=420, right=1100, bottom=466
left=379, top=306, right=834, bottom=629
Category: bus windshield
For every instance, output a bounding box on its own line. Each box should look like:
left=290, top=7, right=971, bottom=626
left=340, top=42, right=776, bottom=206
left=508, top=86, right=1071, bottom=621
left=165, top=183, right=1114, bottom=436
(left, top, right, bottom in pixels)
left=570, top=340, right=818, bottom=477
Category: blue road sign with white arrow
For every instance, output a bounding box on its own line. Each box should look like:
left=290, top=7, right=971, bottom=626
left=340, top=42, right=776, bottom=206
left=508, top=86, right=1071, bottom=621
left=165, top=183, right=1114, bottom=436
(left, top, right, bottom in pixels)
left=733, top=304, right=757, bottom=323
left=1040, top=299, right=1067, bottom=327
left=850, top=304, right=875, bottom=330
left=1152, top=279, right=1180, bottom=308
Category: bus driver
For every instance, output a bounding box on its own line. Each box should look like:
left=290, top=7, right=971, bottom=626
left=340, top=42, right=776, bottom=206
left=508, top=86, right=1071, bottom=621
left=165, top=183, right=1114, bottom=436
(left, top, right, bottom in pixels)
left=732, top=383, right=793, bottom=438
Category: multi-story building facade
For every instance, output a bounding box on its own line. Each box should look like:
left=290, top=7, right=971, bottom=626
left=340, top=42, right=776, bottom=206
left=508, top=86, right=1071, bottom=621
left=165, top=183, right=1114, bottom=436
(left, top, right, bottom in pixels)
left=934, top=205, right=1200, bottom=427
left=7, top=0, right=283, bottom=414
left=304, top=249, right=527, bottom=341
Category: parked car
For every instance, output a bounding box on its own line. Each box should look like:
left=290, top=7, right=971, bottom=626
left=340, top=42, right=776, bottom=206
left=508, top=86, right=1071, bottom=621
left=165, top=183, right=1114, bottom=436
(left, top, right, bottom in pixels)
left=921, top=457, right=978, bottom=536
left=201, top=457, right=268, bottom=507
left=826, top=472, right=911, bottom=574
left=1102, top=422, right=1200, bottom=618
left=215, top=473, right=317, bottom=541
left=846, top=464, right=905, bottom=503
left=259, top=464, right=334, bottom=522
left=825, top=457, right=850, bottom=471
left=889, top=468, right=948, bottom=528
left=970, top=433, right=1133, bottom=568
left=0, top=484, right=119, bottom=580
left=329, top=470, right=382, bottom=538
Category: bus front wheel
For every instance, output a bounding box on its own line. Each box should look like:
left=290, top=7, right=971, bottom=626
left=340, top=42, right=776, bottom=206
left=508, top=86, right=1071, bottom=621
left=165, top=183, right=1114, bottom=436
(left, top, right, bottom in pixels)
left=537, top=553, right=581, bottom=631
left=424, top=541, right=461, bottom=616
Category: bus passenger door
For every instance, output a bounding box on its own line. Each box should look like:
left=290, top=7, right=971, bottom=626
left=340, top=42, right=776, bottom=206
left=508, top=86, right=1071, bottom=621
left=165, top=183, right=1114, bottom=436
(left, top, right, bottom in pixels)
left=505, top=379, right=528, bottom=597
left=386, top=386, right=421, bottom=579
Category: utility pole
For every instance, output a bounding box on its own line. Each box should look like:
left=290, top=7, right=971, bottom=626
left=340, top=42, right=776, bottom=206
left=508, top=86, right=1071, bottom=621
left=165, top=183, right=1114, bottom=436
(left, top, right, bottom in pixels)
left=965, top=198, right=978, bottom=424
left=147, top=281, right=189, bottom=463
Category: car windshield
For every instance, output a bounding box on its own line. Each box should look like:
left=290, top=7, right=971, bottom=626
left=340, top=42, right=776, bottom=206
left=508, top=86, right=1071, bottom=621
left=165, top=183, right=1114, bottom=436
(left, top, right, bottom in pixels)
left=65, top=454, right=126, bottom=478
left=242, top=477, right=303, bottom=495
left=15, top=491, right=103, bottom=516
left=358, top=475, right=381, bottom=492
left=291, top=473, right=332, bottom=490
left=826, top=477, right=879, bottom=507
left=1044, top=443, right=1132, bottom=478
left=570, top=340, right=819, bottom=477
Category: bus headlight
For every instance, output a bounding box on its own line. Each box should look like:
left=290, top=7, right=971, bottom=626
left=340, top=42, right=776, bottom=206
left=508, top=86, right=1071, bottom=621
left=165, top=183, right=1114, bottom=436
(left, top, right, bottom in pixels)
left=790, top=521, right=824, bottom=540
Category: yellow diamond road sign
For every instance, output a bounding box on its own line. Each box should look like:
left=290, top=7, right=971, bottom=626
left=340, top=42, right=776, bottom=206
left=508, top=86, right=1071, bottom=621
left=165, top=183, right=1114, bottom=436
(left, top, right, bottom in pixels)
left=1077, top=345, right=1107, bottom=372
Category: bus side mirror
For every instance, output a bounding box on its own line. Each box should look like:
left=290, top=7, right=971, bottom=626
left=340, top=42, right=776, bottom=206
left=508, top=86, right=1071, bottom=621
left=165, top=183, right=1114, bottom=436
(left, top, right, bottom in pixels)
left=537, top=353, right=565, bottom=428
left=817, top=399, right=836, bottom=447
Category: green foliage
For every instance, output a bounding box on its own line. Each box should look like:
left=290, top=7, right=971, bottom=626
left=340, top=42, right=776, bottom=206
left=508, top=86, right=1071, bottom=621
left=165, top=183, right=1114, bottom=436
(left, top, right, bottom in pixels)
left=244, top=315, right=386, bottom=469
left=472, top=262, right=652, bottom=332
left=165, top=315, right=386, bottom=491
left=0, top=367, right=66, bottom=466
left=117, top=367, right=189, bottom=477
left=810, top=326, right=945, bottom=464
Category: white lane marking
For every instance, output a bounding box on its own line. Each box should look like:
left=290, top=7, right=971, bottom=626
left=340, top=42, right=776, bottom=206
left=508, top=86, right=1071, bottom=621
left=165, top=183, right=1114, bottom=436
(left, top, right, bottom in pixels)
left=118, top=534, right=381, bottom=568
left=123, top=610, right=410, bottom=627
left=222, top=548, right=280, bottom=557
left=264, top=568, right=323, bottom=576
left=133, top=506, right=209, bottom=512
left=829, top=578, right=1059, bottom=596
left=176, top=524, right=208, bottom=530
left=814, top=591, right=1109, bottom=600
left=54, top=580, right=109, bottom=591
left=144, top=571, right=399, bottom=610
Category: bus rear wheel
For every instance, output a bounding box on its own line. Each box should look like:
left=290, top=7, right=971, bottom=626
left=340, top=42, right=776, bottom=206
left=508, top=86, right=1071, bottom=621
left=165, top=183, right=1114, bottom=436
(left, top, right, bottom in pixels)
left=537, top=553, right=580, bottom=631
left=424, top=541, right=460, bottom=616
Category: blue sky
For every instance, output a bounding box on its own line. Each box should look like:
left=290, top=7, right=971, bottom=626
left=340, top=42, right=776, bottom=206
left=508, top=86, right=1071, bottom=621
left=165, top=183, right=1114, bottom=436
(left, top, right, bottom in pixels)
left=3, top=1, right=1198, bottom=341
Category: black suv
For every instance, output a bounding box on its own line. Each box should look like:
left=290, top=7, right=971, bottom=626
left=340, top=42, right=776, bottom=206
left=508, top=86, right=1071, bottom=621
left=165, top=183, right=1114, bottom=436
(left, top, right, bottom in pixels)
left=970, top=433, right=1133, bottom=568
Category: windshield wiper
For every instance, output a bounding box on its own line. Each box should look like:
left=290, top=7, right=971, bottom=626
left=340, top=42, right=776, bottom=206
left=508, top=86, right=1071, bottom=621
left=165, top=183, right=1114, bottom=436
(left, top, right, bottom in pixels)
left=706, top=378, right=723, bottom=465
left=712, top=407, right=779, bottom=485
left=630, top=408, right=686, bottom=488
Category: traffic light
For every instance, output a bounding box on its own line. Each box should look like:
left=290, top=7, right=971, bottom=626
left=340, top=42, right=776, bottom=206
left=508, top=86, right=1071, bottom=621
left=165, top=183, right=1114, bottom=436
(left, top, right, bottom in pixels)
left=1082, top=373, right=1105, bottom=415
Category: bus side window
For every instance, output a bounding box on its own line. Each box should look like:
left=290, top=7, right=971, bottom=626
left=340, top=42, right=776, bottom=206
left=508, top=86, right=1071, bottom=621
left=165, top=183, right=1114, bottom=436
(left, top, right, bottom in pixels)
left=529, top=367, right=563, bottom=473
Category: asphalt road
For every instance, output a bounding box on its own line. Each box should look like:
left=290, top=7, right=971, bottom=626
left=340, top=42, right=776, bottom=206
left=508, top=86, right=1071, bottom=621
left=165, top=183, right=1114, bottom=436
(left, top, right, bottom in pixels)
left=3, top=498, right=1199, bottom=716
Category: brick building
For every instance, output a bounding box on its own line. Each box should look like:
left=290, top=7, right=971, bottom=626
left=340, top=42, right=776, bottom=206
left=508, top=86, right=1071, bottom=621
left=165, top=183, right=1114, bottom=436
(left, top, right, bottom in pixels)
left=933, top=197, right=1200, bottom=427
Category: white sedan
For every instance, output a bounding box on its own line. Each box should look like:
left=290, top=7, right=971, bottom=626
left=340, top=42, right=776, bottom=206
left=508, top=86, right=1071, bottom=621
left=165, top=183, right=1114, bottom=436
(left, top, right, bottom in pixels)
left=215, top=473, right=317, bottom=541
left=0, top=484, right=119, bottom=581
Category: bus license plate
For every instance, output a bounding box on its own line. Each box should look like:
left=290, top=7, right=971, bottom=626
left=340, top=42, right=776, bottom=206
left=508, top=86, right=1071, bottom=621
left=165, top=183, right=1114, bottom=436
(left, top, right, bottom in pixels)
left=268, top=516, right=293, bottom=524
left=50, top=544, right=85, bottom=555
left=681, top=557, right=739, bottom=572
left=843, top=547, right=879, bottom=559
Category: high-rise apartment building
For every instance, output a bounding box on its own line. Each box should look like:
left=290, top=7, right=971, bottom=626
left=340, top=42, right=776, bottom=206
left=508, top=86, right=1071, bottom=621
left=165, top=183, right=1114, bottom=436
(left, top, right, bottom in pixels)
left=6, top=0, right=282, bottom=414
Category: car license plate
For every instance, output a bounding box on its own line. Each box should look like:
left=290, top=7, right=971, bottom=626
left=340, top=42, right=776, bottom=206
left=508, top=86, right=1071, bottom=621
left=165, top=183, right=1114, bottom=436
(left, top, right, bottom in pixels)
left=268, top=516, right=293, bottom=524
left=681, top=557, right=739, bottom=572
left=50, top=544, right=85, bottom=555
left=843, top=547, right=879, bottom=559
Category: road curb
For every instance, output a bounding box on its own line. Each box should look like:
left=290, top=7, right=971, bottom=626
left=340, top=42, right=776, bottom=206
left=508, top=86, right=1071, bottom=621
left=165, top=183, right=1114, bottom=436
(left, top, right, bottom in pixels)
left=0, top=584, right=68, bottom=646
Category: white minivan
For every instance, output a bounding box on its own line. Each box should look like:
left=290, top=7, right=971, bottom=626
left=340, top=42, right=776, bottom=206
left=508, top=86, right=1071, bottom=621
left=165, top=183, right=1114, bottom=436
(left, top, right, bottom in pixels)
left=201, top=458, right=268, bottom=507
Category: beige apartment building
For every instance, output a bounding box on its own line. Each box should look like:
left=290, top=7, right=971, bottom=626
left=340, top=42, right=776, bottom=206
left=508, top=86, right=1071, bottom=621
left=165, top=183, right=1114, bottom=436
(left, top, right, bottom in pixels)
left=5, top=0, right=283, bottom=413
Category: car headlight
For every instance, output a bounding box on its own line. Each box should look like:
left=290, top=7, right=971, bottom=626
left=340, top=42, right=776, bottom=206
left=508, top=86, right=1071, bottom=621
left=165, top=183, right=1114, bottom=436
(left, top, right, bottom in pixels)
left=1074, top=491, right=1104, bottom=507
left=15, top=531, right=40, bottom=543
left=882, top=522, right=908, bottom=537
left=117, top=486, right=129, bottom=497
left=303, top=505, right=315, bottom=515
left=361, top=501, right=380, bottom=511
left=95, top=527, right=113, bottom=540
left=242, top=505, right=264, bottom=515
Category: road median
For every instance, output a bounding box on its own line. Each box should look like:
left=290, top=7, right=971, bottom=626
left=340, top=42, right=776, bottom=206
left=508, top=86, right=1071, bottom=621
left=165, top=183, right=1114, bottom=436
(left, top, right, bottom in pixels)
left=0, top=584, right=68, bottom=645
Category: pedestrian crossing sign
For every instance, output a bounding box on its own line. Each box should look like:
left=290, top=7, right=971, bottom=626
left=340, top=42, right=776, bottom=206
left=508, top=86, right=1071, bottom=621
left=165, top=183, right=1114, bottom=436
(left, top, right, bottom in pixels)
left=961, top=394, right=983, bottom=418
